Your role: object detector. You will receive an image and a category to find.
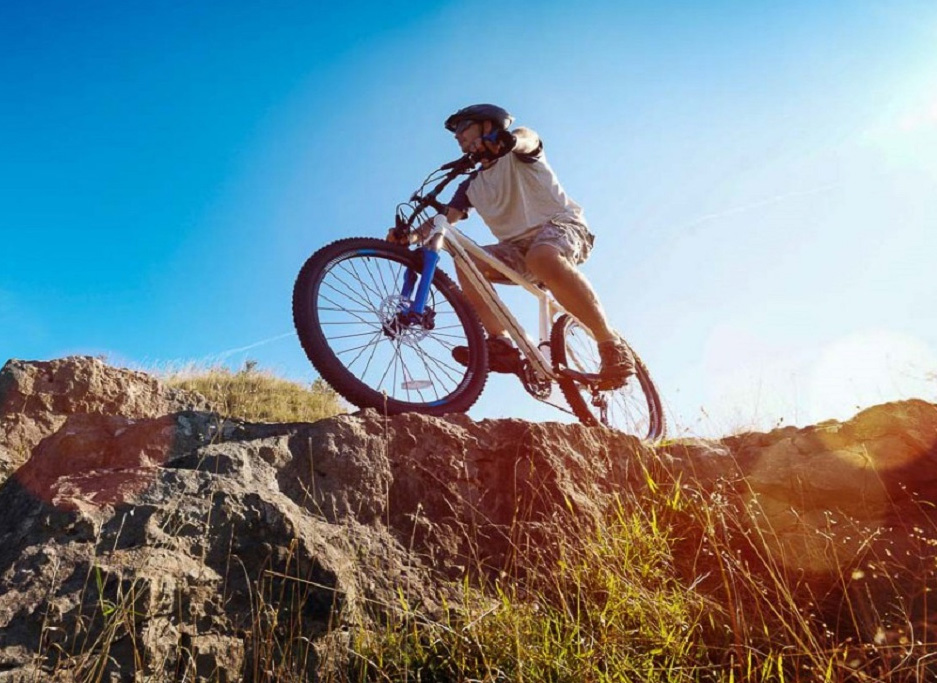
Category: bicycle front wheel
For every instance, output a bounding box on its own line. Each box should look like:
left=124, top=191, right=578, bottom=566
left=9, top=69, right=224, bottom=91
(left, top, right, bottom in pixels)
left=551, top=315, right=666, bottom=440
left=293, top=238, right=488, bottom=416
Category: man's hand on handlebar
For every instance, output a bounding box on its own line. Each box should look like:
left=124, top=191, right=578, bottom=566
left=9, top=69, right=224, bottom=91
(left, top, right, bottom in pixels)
left=385, top=227, right=410, bottom=245
left=386, top=219, right=432, bottom=245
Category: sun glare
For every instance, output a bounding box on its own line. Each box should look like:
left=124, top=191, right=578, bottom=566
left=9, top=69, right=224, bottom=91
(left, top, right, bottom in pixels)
left=808, top=329, right=937, bottom=422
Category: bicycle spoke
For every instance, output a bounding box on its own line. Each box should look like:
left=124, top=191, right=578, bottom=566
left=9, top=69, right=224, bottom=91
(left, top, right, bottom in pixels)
left=356, top=335, right=384, bottom=386
left=319, top=280, right=377, bottom=314
left=320, top=276, right=376, bottom=314
left=326, top=259, right=383, bottom=304
left=411, top=350, right=443, bottom=401
left=427, top=332, right=468, bottom=347
left=364, top=256, right=398, bottom=303
left=415, top=344, right=463, bottom=388
left=377, top=341, right=402, bottom=394
left=344, top=258, right=389, bottom=304
left=402, top=354, right=434, bottom=403
left=317, top=300, right=378, bottom=329
left=320, top=320, right=383, bottom=327
left=317, top=307, right=376, bottom=315
left=336, top=330, right=384, bottom=366
left=324, top=330, right=383, bottom=341
left=373, top=256, right=400, bottom=300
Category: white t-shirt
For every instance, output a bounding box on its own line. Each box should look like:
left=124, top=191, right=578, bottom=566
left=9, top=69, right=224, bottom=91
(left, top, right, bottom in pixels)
left=451, top=145, right=586, bottom=241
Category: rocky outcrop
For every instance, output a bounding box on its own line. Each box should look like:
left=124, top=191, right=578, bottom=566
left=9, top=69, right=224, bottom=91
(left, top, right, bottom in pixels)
left=0, top=357, right=209, bottom=481
left=0, top=357, right=936, bottom=680
left=663, top=400, right=937, bottom=574
left=660, top=401, right=937, bottom=658
left=0, top=410, right=442, bottom=681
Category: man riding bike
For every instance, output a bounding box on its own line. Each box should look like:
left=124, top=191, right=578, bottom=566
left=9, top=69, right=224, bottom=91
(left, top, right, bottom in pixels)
left=391, top=103, right=634, bottom=388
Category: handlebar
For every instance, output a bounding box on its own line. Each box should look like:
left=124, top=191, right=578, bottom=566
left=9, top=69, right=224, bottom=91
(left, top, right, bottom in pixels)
left=439, top=153, right=475, bottom=171
left=420, top=196, right=449, bottom=215
left=391, top=154, right=479, bottom=241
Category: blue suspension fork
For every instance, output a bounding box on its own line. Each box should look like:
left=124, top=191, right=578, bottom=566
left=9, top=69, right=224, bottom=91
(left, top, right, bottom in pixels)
left=398, top=246, right=440, bottom=317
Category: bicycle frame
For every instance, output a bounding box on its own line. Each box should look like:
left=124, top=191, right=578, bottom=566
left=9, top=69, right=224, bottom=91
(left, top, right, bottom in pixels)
left=390, top=154, right=600, bottom=387
left=407, top=216, right=575, bottom=383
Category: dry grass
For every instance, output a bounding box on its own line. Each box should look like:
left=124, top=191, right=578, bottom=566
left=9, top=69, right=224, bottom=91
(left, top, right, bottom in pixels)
left=164, top=360, right=346, bottom=423
left=29, top=446, right=937, bottom=681
left=347, top=451, right=937, bottom=682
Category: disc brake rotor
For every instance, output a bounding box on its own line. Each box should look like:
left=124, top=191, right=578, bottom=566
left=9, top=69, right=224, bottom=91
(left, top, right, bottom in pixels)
left=379, top=296, right=432, bottom=347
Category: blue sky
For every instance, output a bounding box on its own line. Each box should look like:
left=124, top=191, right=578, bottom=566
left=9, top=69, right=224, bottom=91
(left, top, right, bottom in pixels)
left=2, top=1, right=935, bottom=436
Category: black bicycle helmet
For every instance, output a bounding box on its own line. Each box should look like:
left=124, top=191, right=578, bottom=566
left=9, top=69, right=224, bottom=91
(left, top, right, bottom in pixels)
left=444, top=103, right=514, bottom=132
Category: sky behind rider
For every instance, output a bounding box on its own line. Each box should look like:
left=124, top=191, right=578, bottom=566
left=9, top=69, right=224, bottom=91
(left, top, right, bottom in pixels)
left=389, top=103, right=634, bottom=387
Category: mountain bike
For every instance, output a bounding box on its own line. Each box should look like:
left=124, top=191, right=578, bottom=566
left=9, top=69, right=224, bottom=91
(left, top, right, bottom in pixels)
left=292, top=154, right=665, bottom=440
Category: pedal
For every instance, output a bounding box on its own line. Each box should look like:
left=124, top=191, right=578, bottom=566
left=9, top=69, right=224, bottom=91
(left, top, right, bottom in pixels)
left=558, top=365, right=628, bottom=391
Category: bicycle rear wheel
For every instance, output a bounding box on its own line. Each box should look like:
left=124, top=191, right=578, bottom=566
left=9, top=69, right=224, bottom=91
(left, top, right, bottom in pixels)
left=551, top=315, right=665, bottom=440
left=293, top=238, right=488, bottom=416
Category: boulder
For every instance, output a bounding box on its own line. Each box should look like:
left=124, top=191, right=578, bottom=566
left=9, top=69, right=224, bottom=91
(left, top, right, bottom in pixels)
left=715, top=400, right=937, bottom=575
left=0, top=357, right=209, bottom=481
left=0, top=411, right=442, bottom=681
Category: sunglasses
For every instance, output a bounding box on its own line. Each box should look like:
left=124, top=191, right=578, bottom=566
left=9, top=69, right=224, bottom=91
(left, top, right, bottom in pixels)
left=454, top=119, right=478, bottom=135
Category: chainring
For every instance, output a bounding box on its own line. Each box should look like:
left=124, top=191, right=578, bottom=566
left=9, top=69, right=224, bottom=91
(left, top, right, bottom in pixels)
left=517, top=360, right=552, bottom=400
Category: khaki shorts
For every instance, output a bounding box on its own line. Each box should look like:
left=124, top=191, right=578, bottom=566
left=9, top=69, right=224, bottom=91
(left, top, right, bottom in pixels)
left=483, top=218, right=595, bottom=283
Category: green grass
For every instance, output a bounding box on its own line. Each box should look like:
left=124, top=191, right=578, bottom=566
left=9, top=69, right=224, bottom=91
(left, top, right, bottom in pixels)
left=352, top=508, right=712, bottom=682
left=350, top=490, right=712, bottom=682
left=346, top=452, right=937, bottom=682
left=163, top=360, right=346, bottom=423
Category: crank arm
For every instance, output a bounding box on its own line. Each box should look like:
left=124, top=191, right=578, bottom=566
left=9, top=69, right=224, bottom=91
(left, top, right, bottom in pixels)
left=555, top=365, right=603, bottom=387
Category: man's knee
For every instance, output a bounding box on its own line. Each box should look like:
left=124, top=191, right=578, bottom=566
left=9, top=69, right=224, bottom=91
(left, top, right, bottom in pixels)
left=525, top=244, right=569, bottom=279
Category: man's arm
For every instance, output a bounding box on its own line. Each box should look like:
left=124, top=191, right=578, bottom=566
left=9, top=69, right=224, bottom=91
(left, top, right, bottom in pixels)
left=416, top=207, right=465, bottom=241
left=386, top=206, right=466, bottom=244
left=446, top=206, right=466, bottom=223
left=511, top=127, right=541, bottom=156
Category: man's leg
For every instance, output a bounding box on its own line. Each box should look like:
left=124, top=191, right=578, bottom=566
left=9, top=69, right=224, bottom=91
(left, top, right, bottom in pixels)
left=525, top=243, right=633, bottom=387
left=524, top=244, right=616, bottom=343
left=454, top=260, right=508, bottom=337
left=452, top=259, right=524, bottom=373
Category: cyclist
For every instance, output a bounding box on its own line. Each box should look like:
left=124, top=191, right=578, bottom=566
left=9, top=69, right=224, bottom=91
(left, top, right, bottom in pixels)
left=393, top=103, right=634, bottom=388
